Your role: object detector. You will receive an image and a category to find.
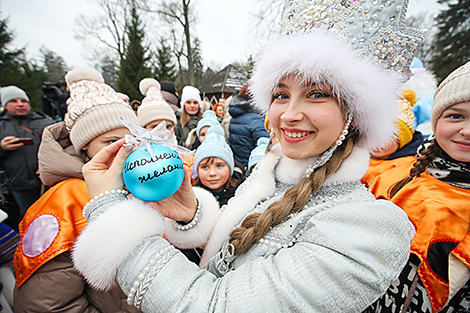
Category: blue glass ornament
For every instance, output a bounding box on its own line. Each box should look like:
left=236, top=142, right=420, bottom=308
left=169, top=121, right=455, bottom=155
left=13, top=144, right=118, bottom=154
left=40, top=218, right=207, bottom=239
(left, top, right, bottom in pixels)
left=123, top=144, right=185, bottom=202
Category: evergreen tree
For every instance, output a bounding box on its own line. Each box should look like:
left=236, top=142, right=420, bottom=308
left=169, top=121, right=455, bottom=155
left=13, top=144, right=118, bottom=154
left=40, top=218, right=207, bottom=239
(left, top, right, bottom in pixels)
left=100, top=54, right=120, bottom=89
left=192, top=38, right=204, bottom=87
left=154, top=38, right=176, bottom=82
left=40, top=47, right=69, bottom=82
left=430, top=0, right=470, bottom=83
left=0, top=14, right=23, bottom=88
left=116, top=1, right=152, bottom=101
left=0, top=13, right=48, bottom=111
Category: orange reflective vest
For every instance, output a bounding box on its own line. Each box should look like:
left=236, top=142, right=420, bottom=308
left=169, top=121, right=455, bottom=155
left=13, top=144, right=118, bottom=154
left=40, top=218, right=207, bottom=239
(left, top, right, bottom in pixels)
left=369, top=163, right=470, bottom=312
left=14, top=178, right=89, bottom=287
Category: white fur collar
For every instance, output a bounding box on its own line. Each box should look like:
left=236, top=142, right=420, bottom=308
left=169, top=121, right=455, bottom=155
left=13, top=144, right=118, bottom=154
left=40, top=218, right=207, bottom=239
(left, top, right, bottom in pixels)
left=274, top=144, right=370, bottom=185
left=199, top=144, right=369, bottom=267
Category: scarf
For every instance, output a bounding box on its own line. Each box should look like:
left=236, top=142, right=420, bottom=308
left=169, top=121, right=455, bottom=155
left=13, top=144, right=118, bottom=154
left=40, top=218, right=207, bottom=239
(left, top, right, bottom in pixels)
left=418, top=139, right=470, bottom=189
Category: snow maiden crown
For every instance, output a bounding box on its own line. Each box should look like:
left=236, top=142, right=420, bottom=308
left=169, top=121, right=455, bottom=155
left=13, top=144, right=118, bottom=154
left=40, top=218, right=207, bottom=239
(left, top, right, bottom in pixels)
left=250, top=0, right=425, bottom=150
left=280, top=0, right=425, bottom=81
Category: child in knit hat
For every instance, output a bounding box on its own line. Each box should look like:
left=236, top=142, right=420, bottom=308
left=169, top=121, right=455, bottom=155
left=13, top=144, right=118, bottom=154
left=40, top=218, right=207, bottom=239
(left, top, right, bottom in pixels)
left=196, top=110, right=220, bottom=143
left=193, top=126, right=244, bottom=206
left=362, top=91, right=425, bottom=187
left=14, top=67, right=141, bottom=313
left=366, top=61, right=470, bottom=313
left=185, top=110, right=220, bottom=149
left=137, top=78, right=177, bottom=134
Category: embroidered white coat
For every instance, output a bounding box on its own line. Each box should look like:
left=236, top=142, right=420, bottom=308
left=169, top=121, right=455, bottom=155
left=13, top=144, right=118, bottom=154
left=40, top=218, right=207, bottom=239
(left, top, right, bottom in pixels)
left=73, top=144, right=411, bottom=313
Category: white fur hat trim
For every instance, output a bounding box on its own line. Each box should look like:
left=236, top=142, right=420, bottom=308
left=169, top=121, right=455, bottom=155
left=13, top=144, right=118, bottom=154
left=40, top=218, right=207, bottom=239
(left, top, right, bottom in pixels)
left=250, top=32, right=402, bottom=150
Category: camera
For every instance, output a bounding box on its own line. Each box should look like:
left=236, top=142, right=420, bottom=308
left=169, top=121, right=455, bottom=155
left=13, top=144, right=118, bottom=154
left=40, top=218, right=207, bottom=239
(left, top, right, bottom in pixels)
left=42, top=82, right=69, bottom=122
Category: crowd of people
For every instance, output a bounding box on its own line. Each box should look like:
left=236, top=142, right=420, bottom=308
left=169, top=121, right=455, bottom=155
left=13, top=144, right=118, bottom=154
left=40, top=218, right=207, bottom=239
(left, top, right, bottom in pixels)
left=0, top=0, right=468, bottom=312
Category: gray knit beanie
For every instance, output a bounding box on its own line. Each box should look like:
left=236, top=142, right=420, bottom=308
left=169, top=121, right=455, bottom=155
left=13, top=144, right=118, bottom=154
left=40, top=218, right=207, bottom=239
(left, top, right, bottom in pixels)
left=137, top=78, right=177, bottom=128
left=432, top=62, right=470, bottom=134
left=64, top=67, right=138, bottom=153
left=1, top=86, right=29, bottom=106
left=194, top=125, right=234, bottom=174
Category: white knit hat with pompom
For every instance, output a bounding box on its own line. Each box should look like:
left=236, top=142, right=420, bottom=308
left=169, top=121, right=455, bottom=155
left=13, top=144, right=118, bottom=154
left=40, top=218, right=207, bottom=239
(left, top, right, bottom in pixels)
left=137, top=78, right=177, bottom=128
left=64, top=66, right=138, bottom=153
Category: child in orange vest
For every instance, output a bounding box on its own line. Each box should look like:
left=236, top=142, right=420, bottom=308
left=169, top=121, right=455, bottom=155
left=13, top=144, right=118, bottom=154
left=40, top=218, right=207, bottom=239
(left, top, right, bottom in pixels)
left=366, top=62, right=470, bottom=313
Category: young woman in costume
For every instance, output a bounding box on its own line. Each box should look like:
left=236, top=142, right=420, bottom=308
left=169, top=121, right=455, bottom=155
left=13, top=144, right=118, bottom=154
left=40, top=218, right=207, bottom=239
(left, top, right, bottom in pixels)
left=72, top=1, right=425, bottom=311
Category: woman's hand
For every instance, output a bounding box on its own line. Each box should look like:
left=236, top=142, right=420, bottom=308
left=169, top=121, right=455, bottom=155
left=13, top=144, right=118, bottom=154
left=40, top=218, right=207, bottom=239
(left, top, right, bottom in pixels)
left=148, top=166, right=197, bottom=223
left=82, top=139, right=133, bottom=199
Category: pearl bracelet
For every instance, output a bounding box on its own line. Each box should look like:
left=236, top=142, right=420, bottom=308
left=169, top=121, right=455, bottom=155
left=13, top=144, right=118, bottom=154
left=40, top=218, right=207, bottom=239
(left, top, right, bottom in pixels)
left=83, top=189, right=129, bottom=220
left=172, top=199, right=202, bottom=231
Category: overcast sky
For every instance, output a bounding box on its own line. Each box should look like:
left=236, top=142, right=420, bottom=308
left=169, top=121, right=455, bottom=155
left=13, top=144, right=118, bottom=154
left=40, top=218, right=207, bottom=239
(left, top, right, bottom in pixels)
left=1, top=0, right=444, bottom=71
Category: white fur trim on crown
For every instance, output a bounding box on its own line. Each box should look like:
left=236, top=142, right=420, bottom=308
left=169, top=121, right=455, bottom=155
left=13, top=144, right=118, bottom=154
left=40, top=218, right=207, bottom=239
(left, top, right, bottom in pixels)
left=164, top=187, right=220, bottom=249
left=249, top=32, right=402, bottom=150
left=65, top=67, right=104, bottom=86
left=72, top=198, right=164, bottom=291
left=139, top=78, right=161, bottom=96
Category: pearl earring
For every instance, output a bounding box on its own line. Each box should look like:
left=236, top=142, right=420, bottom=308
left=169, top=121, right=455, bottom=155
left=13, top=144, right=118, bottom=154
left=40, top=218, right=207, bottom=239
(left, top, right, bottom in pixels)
left=305, top=116, right=353, bottom=178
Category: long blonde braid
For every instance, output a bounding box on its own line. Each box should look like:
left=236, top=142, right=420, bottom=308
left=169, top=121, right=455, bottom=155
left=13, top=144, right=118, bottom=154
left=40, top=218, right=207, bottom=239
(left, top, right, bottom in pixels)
left=229, top=129, right=360, bottom=256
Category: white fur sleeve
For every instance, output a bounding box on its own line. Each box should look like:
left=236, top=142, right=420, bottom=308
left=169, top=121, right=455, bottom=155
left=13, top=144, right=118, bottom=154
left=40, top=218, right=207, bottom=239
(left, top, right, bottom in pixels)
left=163, top=187, right=220, bottom=249
left=73, top=198, right=165, bottom=291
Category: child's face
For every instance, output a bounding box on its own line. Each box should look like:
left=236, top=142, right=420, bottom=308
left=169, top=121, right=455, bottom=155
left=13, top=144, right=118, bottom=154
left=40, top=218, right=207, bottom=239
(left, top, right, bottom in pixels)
left=83, top=127, right=131, bottom=159
left=199, top=126, right=210, bottom=142
left=436, top=102, right=470, bottom=162
left=145, top=120, right=175, bottom=134
left=198, top=157, right=230, bottom=191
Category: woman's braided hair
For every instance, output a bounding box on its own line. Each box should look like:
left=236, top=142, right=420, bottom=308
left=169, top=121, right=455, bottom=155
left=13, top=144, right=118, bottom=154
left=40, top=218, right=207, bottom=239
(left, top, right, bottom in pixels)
left=388, top=138, right=440, bottom=198
left=229, top=128, right=360, bottom=255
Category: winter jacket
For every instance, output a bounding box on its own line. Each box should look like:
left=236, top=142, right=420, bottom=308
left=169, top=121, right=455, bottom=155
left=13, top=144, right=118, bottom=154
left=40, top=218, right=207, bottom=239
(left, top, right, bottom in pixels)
left=73, top=144, right=411, bottom=312
left=13, top=126, right=141, bottom=313
left=174, top=111, right=200, bottom=146
left=0, top=110, right=53, bottom=189
left=228, top=103, right=269, bottom=170
left=365, top=160, right=470, bottom=313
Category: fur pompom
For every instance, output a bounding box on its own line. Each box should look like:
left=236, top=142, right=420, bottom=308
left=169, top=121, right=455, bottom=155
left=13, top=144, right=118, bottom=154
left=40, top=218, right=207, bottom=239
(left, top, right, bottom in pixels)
left=65, top=67, right=104, bottom=86
left=139, top=78, right=161, bottom=96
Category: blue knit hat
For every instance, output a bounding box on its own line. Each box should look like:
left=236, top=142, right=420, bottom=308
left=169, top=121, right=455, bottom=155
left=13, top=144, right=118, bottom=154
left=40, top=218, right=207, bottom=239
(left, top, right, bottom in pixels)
left=196, top=110, right=220, bottom=139
left=194, top=125, right=234, bottom=174
left=248, top=137, right=269, bottom=170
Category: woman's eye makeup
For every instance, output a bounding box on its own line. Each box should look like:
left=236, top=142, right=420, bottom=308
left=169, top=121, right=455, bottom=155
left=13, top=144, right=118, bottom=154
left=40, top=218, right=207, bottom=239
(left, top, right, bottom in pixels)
left=273, top=92, right=289, bottom=100
left=308, top=91, right=331, bottom=99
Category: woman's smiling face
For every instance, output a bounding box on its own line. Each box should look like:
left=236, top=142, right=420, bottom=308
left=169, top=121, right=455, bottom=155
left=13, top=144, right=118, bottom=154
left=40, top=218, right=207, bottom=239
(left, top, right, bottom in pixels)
left=269, top=75, right=344, bottom=160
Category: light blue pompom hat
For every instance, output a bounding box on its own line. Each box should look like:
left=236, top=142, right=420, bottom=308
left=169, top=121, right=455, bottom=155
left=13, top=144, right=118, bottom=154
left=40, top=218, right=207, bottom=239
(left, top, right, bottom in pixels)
left=196, top=110, right=220, bottom=139
left=194, top=125, right=234, bottom=174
